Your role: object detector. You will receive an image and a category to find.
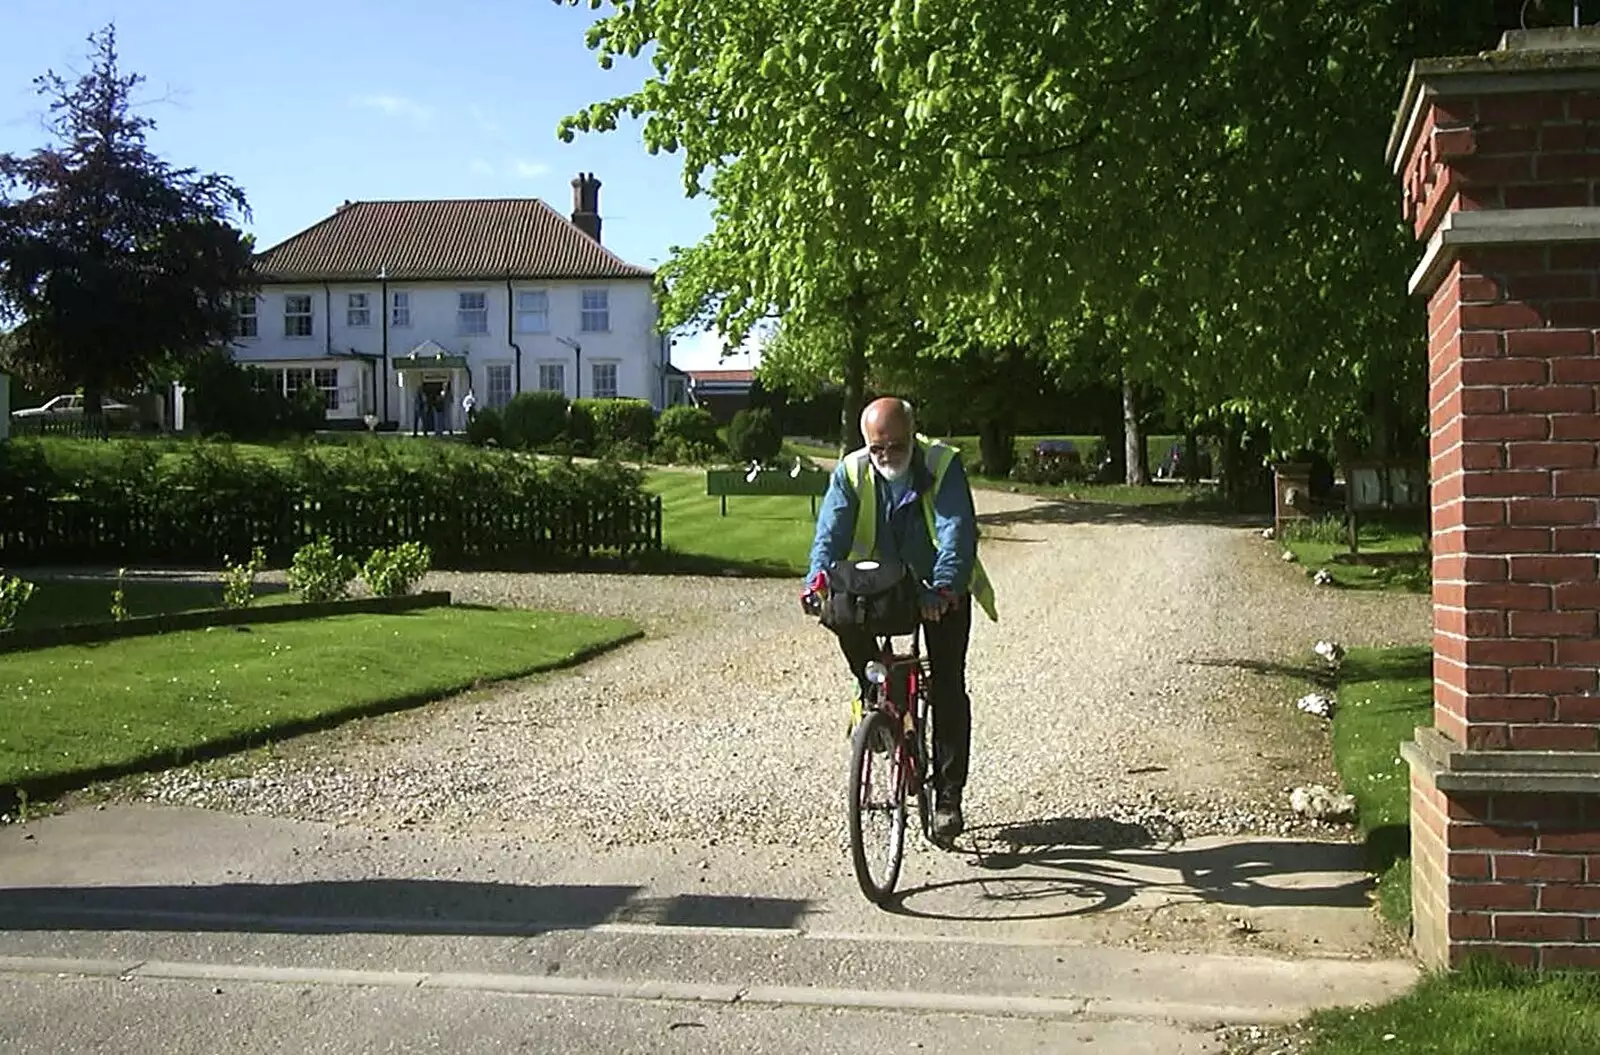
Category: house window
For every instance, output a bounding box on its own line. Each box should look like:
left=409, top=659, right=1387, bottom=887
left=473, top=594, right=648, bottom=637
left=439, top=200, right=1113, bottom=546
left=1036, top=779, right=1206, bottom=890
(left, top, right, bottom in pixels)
left=391, top=291, right=411, bottom=328
left=347, top=293, right=371, bottom=328
left=284, top=294, right=313, bottom=338
left=538, top=362, right=565, bottom=394
left=457, top=291, right=488, bottom=335
left=486, top=363, right=513, bottom=409
left=580, top=289, right=609, bottom=332
left=283, top=368, right=313, bottom=395
left=515, top=290, right=548, bottom=333
left=314, top=367, right=340, bottom=410
left=234, top=296, right=258, bottom=339
left=592, top=362, right=618, bottom=399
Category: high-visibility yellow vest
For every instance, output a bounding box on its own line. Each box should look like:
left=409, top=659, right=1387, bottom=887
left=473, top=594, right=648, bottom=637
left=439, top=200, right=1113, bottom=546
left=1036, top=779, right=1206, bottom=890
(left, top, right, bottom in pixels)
left=840, top=435, right=998, bottom=622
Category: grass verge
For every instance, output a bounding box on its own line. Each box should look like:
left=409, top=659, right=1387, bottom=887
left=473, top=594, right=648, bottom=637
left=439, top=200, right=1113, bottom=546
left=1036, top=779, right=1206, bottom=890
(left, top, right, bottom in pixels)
left=1332, top=645, right=1432, bottom=928
left=1281, top=514, right=1430, bottom=593
left=0, top=606, right=640, bottom=800
left=646, top=469, right=813, bottom=575
left=1300, top=956, right=1600, bottom=1054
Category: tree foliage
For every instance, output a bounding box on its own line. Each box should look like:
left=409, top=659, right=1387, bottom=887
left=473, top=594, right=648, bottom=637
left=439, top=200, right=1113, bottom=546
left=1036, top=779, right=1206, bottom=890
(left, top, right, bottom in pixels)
left=557, top=1, right=1527, bottom=456
left=0, top=24, right=255, bottom=411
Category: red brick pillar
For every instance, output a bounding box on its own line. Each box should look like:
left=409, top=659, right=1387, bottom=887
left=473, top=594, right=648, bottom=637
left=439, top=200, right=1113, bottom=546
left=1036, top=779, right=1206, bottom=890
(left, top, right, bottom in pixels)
left=1390, top=28, right=1600, bottom=970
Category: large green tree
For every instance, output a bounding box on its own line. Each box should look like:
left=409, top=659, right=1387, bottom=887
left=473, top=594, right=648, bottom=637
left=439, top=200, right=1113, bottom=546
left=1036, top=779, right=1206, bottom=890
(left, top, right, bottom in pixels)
left=0, top=24, right=256, bottom=414
left=557, top=1, right=1525, bottom=461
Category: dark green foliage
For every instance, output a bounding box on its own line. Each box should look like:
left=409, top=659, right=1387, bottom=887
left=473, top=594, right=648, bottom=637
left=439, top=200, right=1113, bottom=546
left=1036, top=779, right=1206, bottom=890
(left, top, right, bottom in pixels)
left=180, top=349, right=320, bottom=441
left=653, top=405, right=724, bottom=464
left=501, top=390, right=569, bottom=450
left=727, top=407, right=782, bottom=464
left=576, top=398, right=657, bottom=453
left=464, top=406, right=505, bottom=447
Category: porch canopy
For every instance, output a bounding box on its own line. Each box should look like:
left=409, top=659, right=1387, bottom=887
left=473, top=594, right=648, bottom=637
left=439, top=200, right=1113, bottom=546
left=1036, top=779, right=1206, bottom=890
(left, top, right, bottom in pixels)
left=394, top=340, right=467, bottom=372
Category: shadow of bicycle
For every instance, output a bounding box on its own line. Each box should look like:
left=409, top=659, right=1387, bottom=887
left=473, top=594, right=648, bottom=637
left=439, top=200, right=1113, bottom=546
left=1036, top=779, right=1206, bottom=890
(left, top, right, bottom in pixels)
left=881, top=814, right=1372, bottom=923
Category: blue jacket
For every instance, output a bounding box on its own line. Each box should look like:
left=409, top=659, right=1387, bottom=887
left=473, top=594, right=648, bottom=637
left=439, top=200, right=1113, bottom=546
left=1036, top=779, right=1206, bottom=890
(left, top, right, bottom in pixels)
left=807, top=445, right=978, bottom=602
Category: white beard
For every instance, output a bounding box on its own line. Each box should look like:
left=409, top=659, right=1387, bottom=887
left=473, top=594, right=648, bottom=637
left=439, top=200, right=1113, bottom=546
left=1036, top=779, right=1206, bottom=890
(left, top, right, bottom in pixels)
left=873, top=459, right=910, bottom=483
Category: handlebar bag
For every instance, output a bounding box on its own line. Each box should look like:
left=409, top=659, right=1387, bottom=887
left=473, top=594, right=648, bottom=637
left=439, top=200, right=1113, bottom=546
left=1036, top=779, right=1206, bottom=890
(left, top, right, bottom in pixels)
left=821, top=558, right=921, bottom=637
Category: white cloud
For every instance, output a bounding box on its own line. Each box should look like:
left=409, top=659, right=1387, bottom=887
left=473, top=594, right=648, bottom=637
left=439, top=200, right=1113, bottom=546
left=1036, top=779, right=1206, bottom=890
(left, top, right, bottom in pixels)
left=349, top=94, right=436, bottom=123
left=512, top=159, right=551, bottom=179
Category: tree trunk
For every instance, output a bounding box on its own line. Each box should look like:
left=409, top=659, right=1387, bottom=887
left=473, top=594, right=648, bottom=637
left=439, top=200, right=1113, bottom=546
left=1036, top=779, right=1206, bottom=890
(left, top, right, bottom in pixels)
left=1122, top=371, right=1148, bottom=486
left=1183, top=428, right=1201, bottom=486
left=1219, top=415, right=1245, bottom=508
left=977, top=417, right=1016, bottom=479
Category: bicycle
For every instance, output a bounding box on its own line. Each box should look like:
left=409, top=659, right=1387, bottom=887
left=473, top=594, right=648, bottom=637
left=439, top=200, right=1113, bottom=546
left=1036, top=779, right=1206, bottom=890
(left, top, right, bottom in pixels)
left=805, top=569, right=939, bottom=905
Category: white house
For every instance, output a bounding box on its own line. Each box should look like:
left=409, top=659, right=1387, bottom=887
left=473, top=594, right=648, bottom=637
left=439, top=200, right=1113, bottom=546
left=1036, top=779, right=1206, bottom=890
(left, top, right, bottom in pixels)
left=232, top=174, right=671, bottom=431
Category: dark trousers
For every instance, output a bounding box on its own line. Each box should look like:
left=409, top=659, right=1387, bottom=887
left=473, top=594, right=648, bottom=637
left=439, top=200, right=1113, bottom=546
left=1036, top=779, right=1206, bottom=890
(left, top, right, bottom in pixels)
left=835, top=595, right=972, bottom=797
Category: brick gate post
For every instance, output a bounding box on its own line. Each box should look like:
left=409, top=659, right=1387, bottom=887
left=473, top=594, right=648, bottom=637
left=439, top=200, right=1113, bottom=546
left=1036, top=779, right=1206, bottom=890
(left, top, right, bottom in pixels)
left=1389, top=28, right=1600, bottom=970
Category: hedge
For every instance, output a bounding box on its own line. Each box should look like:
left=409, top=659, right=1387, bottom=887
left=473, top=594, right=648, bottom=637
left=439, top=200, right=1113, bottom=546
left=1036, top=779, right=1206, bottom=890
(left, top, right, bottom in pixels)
left=0, top=438, right=661, bottom=569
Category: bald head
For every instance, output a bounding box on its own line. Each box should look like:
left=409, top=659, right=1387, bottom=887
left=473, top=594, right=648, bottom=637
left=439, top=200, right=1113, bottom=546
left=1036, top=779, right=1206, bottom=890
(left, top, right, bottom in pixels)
left=860, top=397, right=914, bottom=438
left=861, top=397, right=915, bottom=481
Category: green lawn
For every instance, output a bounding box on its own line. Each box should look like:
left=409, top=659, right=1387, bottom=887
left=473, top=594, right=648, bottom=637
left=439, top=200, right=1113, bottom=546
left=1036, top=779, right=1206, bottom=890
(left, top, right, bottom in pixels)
left=1332, top=645, right=1432, bottom=927
left=12, top=578, right=292, bottom=632
left=1282, top=514, right=1431, bottom=593
left=645, top=469, right=814, bottom=575
left=1301, top=957, right=1600, bottom=1055
left=0, top=606, right=639, bottom=796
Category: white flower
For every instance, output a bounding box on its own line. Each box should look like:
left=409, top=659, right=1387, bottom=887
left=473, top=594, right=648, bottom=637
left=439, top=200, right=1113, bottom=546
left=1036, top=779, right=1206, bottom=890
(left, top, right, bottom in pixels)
left=1297, top=692, right=1335, bottom=718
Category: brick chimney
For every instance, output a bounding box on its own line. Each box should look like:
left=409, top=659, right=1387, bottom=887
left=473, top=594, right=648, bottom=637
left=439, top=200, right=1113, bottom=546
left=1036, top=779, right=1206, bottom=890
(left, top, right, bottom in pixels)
left=571, top=172, right=602, bottom=243
left=1389, top=26, right=1600, bottom=971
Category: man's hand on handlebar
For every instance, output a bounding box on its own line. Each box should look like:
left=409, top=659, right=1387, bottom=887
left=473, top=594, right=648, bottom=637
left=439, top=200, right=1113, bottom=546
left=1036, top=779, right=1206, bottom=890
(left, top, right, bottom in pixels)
left=800, top=571, right=828, bottom=616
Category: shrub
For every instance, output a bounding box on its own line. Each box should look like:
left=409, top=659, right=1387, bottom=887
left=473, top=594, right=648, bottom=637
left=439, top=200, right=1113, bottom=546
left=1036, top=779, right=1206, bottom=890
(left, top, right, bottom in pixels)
left=565, top=399, right=595, bottom=454
left=502, top=390, right=569, bottom=450
left=652, top=436, right=724, bottom=466
left=181, top=348, right=322, bottom=441
left=727, top=407, right=783, bottom=464
left=109, top=567, right=129, bottom=622
left=0, top=438, right=659, bottom=568
left=361, top=542, right=432, bottom=597
left=286, top=536, right=358, bottom=603
left=576, top=398, right=656, bottom=455
left=221, top=546, right=268, bottom=609
left=465, top=406, right=505, bottom=448
left=1009, top=448, right=1089, bottom=486
left=0, top=574, right=35, bottom=631
left=655, top=405, right=722, bottom=454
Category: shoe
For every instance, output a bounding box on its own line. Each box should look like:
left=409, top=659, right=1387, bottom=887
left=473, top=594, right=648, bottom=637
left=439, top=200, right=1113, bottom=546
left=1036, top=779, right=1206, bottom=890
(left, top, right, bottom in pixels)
left=932, top=789, right=964, bottom=842
left=846, top=693, right=863, bottom=741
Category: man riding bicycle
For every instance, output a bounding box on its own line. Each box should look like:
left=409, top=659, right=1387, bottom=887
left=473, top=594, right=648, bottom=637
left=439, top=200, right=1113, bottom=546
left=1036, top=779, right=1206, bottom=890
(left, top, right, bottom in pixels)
left=802, top=397, right=998, bottom=842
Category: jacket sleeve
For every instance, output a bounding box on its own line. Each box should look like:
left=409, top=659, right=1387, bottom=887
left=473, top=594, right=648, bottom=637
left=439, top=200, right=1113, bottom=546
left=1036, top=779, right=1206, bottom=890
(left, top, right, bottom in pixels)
left=808, top=461, right=858, bottom=579
left=930, top=453, right=977, bottom=592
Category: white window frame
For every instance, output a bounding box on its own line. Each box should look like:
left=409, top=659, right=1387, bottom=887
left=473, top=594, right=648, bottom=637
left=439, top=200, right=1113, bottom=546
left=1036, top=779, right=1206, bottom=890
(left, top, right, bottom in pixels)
left=580, top=288, right=609, bottom=333
left=346, top=292, right=371, bottom=328
left=537, top=361, right=565, bottom=395
left=457, top=290, right=489, bottom=336
left=234, top=296, right=258, bottom=339
left=515, top=289, right=549, bottom=333
left=591, top=360, right=619, bottom=400
left=314, top=367, right=340, bottom=410
left=485, top=362, right=514, bottom=410
left=284, top=294, right=313, bottom=338
left=391, top=290, right=411, bottom=328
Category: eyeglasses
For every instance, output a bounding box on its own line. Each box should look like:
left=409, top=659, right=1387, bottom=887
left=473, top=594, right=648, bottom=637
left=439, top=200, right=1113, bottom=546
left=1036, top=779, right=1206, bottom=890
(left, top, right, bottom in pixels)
left=868, top=441, right=908, bottom=457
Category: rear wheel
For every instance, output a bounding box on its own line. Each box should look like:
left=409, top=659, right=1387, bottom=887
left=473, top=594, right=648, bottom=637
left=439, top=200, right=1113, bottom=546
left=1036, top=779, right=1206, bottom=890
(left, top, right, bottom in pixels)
left=847, top=708, right=907, bottom=904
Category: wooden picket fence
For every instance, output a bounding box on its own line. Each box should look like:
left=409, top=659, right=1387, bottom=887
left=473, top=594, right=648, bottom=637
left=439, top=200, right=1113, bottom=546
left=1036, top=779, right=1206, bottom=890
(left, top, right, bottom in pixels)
left=0, top=488, right=663, bottom=568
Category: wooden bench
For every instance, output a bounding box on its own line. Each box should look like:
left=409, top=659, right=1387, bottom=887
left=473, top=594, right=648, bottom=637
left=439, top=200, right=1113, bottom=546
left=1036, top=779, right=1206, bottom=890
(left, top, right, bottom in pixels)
left=705, top=466, right=831, bottom=517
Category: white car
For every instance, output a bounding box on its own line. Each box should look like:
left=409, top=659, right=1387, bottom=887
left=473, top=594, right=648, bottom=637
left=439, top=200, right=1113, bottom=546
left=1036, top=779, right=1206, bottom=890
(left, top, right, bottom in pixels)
left=10, top=394, right=136, bottom=421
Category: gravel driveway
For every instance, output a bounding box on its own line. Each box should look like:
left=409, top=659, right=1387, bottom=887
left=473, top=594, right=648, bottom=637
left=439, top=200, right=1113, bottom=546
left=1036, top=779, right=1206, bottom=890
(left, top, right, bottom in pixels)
left=134, top=489, right=1430, bottom=855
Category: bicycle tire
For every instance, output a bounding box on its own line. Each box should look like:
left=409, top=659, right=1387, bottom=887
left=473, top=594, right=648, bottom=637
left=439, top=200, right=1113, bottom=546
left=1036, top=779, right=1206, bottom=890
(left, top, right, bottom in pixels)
left=847, top=708, right=907, bottom=904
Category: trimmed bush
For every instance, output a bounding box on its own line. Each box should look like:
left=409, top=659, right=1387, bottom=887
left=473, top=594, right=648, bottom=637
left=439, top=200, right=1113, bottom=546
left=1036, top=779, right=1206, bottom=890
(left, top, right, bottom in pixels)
left=465, top=406, right=505, bottom=447
left=727, top=407, right=783, bottom=465
left=575, top=398, right=656, bottom=454
left=565, top=399, right=595, bottom=454
left=502, top=390, right=569, bottom=450
left=0, top=437, right=661, bottom=569
left=361, top=541, right=432, bottom=597
left=656, top=406, right=721, bottom=451
left=287, top=536, right=358, bottom=603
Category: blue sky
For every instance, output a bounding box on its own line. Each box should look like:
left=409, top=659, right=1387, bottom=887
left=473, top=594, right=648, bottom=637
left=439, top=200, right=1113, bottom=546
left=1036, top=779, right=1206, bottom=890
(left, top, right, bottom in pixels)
left=0, top=0, right=758, bottom=369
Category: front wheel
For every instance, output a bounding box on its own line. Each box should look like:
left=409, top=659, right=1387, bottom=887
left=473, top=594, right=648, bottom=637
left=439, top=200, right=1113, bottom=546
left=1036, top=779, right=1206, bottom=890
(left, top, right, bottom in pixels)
left=848, top=708, right=907, bottom=904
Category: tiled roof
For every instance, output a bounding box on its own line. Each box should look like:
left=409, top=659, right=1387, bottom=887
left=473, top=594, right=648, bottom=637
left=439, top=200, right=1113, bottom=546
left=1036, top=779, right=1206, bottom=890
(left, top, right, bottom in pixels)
left=254, top=198, right=653, bottom=283
left=687, top=369, right=756, bottom=384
